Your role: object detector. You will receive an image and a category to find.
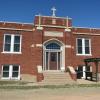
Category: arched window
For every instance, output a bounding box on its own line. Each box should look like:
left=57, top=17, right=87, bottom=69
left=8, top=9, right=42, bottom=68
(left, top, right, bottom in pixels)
left=46, top=43, right=60, bottom=49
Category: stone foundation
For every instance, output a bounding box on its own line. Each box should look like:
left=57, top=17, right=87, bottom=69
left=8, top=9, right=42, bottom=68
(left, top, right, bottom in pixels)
left=21, top=74, right=37, bottom=82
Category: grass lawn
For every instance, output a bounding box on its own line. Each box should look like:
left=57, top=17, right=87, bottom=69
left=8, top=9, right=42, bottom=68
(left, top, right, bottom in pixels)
left=0, top=81, right=100, bottom=100
left=0, top=80, right=100, bottom=89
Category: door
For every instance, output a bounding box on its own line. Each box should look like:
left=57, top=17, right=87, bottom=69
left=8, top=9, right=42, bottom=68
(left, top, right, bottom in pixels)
left=49, top=52, right=57, bottom=70
left=77, top=66, right=86, bottom=79
left=45, top=51, right=60, bottom=70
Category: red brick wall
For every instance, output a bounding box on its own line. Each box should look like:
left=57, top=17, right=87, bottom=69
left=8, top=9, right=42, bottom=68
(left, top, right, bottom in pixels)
left=0, top=16, right=100, bottom=82
left=34, top=16, right=72, bottom=27
left=0, top=30, right=38, bottom=75
left=70, top=28, right=100, bottom=72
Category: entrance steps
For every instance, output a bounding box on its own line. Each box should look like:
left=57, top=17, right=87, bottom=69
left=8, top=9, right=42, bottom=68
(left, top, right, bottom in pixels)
left=38, top=71, right=76, bottom=85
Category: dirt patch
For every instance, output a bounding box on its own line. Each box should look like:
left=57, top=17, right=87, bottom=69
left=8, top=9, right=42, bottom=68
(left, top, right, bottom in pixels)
left=0, top=87, right=100, bottom=100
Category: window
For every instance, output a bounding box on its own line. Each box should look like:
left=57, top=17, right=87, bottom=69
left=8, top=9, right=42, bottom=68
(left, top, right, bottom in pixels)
left=14, top=36, right=21, bottom=52
left=4, top=35, right=11, bottom=52
left=2, top=65, right=9, bottom=78
left=76, top=38, right=91, bottom=55
left=12, top=65, right=19, bottom=77
left=3, top=34, right=22, bottom=53
left=46, top=43, right=60, bottom=49
left=2, top=65, right=20, bottom=80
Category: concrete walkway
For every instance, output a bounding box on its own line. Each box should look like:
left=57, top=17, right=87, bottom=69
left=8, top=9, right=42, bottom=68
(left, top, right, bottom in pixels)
left=76, top=79, right=97, bottom=84
left=24, top=79, right=99, bottom=86
left=0, top=79, right=99, bottom=86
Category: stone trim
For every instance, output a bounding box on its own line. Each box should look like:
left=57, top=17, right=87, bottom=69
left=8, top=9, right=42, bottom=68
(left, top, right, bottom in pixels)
left=0, top=27, right=33, bottom=32
left=44, top=31, right=63, bottom=37
left=65, top=28, right=71, bottom=32
left=35, top=24, right=72, bottom=29
left=73, top=32, right=100, bottom=36
left=36, top=27, right=43, bottom=30
left=65, top=45, right=72, bottom=48
left=36, top=44, right=43, bottom=47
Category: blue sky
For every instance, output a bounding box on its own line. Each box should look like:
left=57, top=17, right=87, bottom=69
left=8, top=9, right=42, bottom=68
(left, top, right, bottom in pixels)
left=0, top=0, right=100, bottom=28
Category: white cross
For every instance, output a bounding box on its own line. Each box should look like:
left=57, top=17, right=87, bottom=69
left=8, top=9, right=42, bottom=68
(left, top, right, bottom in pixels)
left=51, top=7, right=56, bottom=17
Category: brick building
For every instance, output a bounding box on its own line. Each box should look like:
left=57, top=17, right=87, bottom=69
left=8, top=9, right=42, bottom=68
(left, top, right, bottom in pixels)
left=0, top=8, right=100, bottom=82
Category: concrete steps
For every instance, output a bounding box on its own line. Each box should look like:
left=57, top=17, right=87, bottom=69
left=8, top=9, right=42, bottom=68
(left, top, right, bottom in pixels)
left=38, top=71, right=76, bottom=85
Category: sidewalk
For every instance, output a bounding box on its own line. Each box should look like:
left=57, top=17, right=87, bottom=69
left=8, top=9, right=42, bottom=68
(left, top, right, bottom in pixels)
left=0, top=79, right=100, bottom=86
left=77, top=79, right=98, bottom=84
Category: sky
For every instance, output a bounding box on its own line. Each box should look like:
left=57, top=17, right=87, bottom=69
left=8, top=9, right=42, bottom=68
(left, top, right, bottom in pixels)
left=0, top=0, right=100, bottom=28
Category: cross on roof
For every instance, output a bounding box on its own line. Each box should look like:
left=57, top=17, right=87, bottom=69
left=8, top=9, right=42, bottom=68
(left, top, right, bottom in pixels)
left=51, top=7, right=56, bottom=17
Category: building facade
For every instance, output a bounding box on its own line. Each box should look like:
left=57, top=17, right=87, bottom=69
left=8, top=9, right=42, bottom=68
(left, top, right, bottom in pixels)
left=0, top=13, right=100, bottom=82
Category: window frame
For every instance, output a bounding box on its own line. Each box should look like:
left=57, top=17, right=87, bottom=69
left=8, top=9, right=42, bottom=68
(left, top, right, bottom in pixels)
left=46, top=42, right=61, bottom=50
left=2, top=65, right=10, bottom=78
left=76, top=38, right=91, bottom=56
left=1, top=65, right=20, bottom=80
left=3, top=34, right=22, bottom=54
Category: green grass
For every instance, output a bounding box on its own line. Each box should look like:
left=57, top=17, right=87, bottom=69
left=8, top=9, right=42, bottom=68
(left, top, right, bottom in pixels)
left=0, top=80, right=100, bottom=89
left=77, top=84, right=100, bottom=87
left=0, top=81, right=28, bottom=85
left=0, top=83, right=100, bottom=89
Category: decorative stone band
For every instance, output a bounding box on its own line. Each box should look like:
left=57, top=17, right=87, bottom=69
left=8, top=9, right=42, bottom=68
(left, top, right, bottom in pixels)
left=0, top=27, right=33, bottom=32
left=35, top=24, right=72, bottom=29
left=65, top=28, right=71, bottom=32
left=44, top=31, right=63, bottom=37
left=36, top=44, right=43, bottom=47
left=31, top=44, right=42, bottom=48
left=73, top=32, right=100, bottom=36
left=65, top=45, right=71, bottom=48
left=32, top=44, right=73, bottom=48
left=36, top=26, right=43, bottom=30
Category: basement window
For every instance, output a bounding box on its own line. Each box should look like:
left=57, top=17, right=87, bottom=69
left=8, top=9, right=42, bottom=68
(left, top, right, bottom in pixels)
left=1, top=65, right=20, bottom=80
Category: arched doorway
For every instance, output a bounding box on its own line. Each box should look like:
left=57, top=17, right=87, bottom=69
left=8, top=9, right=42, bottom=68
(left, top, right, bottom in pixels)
left=43, top=39, right=65, bottom=71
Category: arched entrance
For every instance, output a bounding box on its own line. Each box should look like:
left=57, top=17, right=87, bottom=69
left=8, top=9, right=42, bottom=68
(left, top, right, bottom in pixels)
left=43, top=39, right=65, bottom=71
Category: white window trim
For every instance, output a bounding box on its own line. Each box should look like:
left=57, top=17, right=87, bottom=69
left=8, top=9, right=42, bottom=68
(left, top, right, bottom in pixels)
left=76, top=38, right=92, bottom=56
left=1, top=65, right=20, bottom=80
left=2, top=34, right=22, bottom=54
left=1, top=52, right=22, bottom=54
